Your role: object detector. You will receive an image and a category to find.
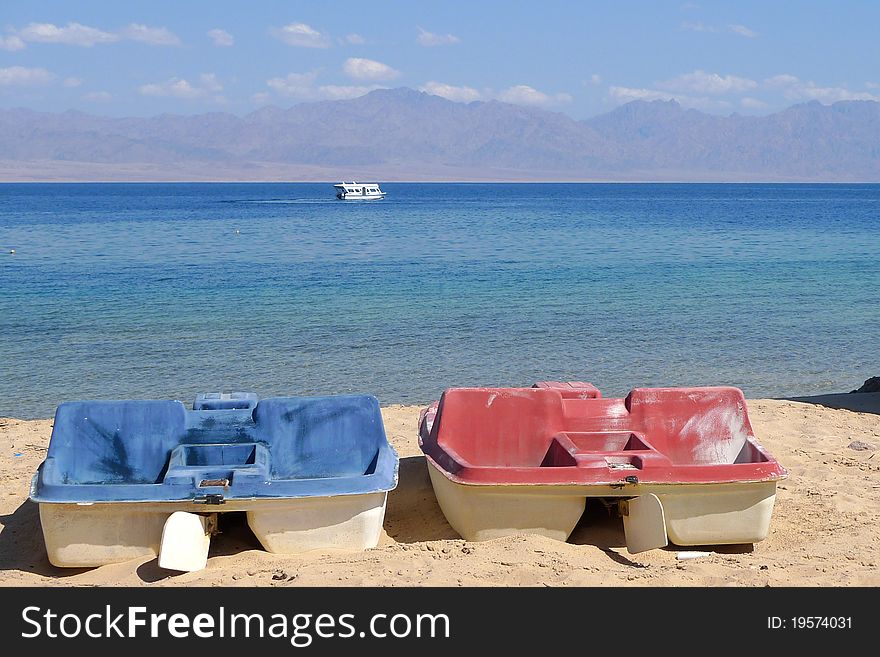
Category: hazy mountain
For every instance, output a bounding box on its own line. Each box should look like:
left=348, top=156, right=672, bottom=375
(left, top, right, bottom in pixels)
left=1, top=88, right=879, bottom=181
left=584, top=98, right=880, bottom=178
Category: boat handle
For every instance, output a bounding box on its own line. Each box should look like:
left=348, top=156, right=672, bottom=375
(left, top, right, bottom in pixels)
left=194, top=493, right=226, bottom=505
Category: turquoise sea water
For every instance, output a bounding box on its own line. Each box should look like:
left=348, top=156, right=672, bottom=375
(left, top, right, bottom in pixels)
left=1, top=183, right=878, bottom=418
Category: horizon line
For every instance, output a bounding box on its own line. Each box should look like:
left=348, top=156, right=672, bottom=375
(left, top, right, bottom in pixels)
left=2, top=180, right=880, bottom=185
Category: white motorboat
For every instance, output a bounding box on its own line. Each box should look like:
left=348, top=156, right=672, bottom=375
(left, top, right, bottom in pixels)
left=334, top=182, right=385, bottom=200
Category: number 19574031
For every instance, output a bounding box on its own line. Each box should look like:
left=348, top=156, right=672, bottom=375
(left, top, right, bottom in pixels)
left=768, top=617, right=852, bottom=629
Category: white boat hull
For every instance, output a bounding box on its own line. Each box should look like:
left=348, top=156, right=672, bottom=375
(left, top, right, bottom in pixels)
left=334, top=182, right=386, bottom=200
left=38, top=492, right=389, bottom=567
left=336, top=193, right=385, bottom=200
left=426, top=461, right=778, bottom=547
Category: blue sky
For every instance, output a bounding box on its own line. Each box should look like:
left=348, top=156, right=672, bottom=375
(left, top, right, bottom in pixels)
left=1, top=1, right=878, bottom=118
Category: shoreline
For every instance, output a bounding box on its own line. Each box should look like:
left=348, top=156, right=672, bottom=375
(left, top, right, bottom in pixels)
left=3, top=391, right=877, bottom=425
left=1, top=395, right=878, bottom=587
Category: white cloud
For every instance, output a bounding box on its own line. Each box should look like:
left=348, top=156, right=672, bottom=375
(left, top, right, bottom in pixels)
left=680, top=2, right=701, bottom=10
left=251, top=92, right=271, bottom=104
left=728, top=24, right=759, bottom=38
left=344, top=33, right=366, bottom=45
left=4, top=22, right=181, bottom=49
left=764, top=74, right=800, bottom=89
left=866, top=82, right=880, bottom=90
left=681, top=22, right=759, bottom=38
left=266, top=71, right=380, bottom=100
left=499, top=85, right=571, bottom=107
left=740, top=96, right=768, bottom=109
left=139, top=74, right=223, bottom=99
left=0, top=65, right=54, bottom=86
left=17, top=22, right=118, bottom=47
left=680, top=21, right=717, bottom=33
left=199, top=73, right=223, bottom=92
left=609, top=70, right=761, bottom=112
left=121, top=24, right=180, bottom=46
left=609, top=86, right=677, bottom=103
left=419, top=81, right=481, bottom=102
left=63, top=77, right=83, bottom=88
left=585, top=74, right=602, bottom=86
left=139, top=79, right=202, bottom=99
left=83, top=91, right=112, bottom=102
left=763, top=74, right=880, bottom=102
left=657, top=70, right=757, bottom=94
left=792, top=83, right=879, bottom=103
left=0, top=35, right=26, bottom=51
left=343, top=57, right=400, bottom=81
left=208, top=28, right=234, bottom=47
left=266, top=72, right=318, bottom=96
left=417, top=27, right=460, bottom=46
left=316, top=85, right=380, bottom=100
left=608, top=86, right=731, bottom=111
left=419, top=81, right=575, bottom=106
left=270, top=23, right=331, bottom=48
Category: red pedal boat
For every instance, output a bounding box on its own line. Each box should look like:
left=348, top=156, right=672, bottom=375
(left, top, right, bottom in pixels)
left=419, top=382, right=787, bottom=552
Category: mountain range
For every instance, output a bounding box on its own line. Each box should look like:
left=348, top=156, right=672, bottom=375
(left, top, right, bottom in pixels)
left=1, top=87, right=879, bottom=181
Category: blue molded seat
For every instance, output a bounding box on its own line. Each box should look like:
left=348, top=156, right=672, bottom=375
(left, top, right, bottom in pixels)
left=31, top=393, right=398, bottom=503
left=41, top=400, right=187, bottom=485
left=253, top=396, right=386, bottom=479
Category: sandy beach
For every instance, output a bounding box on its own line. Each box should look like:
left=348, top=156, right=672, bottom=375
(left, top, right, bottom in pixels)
left=1, top=394, right=878, bottom=587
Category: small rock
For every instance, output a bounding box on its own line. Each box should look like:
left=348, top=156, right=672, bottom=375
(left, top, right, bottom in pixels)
left=848, top=441, right=877, bottom=452
left=231, top=574, right=241, bottom=581
left=759, top=564, right=769, bottom=570
left=677, top=551, right=712, bottom=561
left=851, top=377, right=880, bottom=393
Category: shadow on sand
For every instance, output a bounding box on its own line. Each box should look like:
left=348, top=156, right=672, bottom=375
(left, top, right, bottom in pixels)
left=783, top=391, right=880, bottom=416
left=4, top=457, right=763, bottom=579
left=569, top=500, right=753, bottom=565
left=0, top=499, right=89, bottom=578
left=0, top=500, right=275, bottom=583
left=136, top=511, right=270, bottom=583
left=383, top=455, right=459, bottom=543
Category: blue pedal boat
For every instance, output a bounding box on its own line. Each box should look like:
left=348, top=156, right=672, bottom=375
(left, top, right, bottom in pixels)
left=30, top=393, right=398, bottom=568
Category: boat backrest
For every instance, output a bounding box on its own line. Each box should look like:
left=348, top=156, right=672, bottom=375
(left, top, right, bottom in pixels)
left=434, top=388, right=565, bottom=467
left=253, top=395, right=386, bottom=478
left=626, top=387, right=752, bottom=464
left=46, top=400, right=187, bottom=484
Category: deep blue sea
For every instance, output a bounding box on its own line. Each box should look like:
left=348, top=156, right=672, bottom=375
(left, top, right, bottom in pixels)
left=1, top=183, right=878, bottom=418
